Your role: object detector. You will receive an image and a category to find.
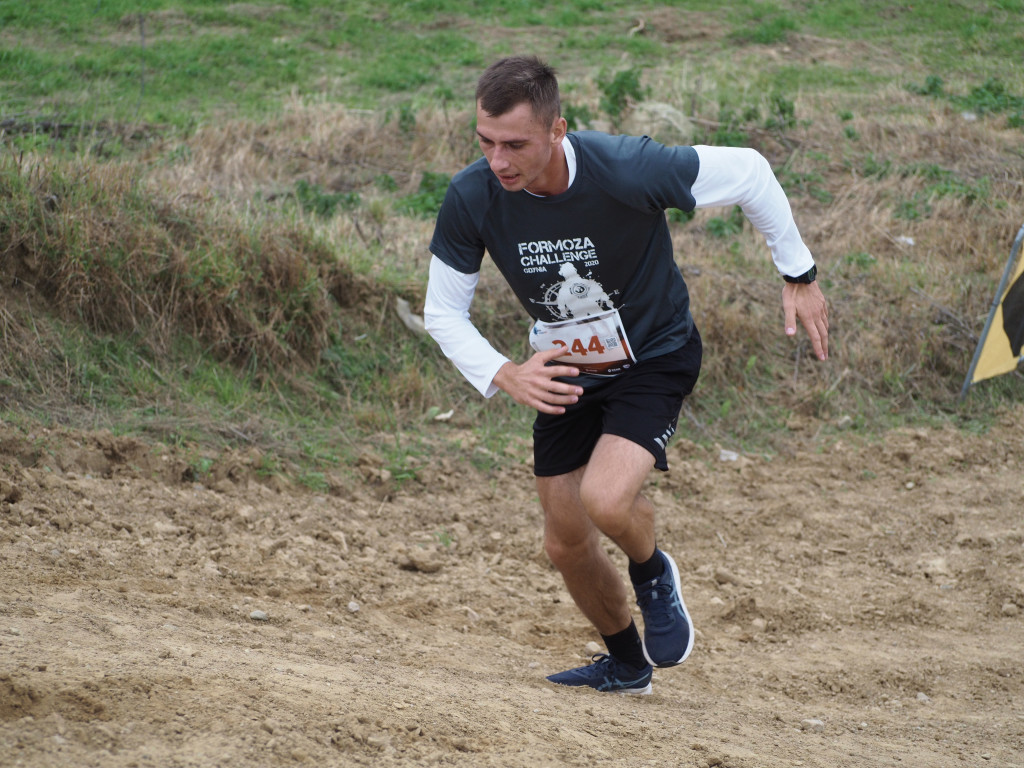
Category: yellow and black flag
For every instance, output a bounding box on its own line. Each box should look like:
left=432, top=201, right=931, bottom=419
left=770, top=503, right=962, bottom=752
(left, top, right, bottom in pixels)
left=961, top=222, right=1024, bottom=398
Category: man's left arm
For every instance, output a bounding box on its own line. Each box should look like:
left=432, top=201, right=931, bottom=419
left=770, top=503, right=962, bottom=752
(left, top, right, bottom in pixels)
left=691, top=145, right=829, bottom=360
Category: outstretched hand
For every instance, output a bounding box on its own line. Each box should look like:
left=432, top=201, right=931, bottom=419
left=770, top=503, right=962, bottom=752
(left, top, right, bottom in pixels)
left=783, top=281, right=829, bottom=360
left=492, top=346, right=583, bottom=414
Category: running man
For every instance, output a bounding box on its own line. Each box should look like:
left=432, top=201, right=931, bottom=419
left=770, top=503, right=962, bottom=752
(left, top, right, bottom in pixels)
left=424, top=56, right=828, bottom=694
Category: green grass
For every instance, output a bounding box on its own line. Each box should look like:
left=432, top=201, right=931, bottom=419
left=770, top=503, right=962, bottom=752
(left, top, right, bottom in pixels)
left=3, top=0, right=1022, bottom=133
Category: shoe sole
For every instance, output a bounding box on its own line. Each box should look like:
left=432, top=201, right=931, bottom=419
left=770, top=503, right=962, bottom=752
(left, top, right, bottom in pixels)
left=621, top=682, right=653, bottom=696
left=546, top=681, right=653, bottom=696
left=641, top=551, right=694, bottom=668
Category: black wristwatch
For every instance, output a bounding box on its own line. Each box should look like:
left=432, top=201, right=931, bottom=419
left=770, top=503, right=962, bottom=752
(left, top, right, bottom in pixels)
left=783, top=265, right=817, bottom=284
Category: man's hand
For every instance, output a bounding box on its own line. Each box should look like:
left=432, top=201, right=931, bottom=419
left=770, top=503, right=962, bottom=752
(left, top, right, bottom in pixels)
left=492, top=346, right=583, bottom=414
left=783, top=281, right=829, bottom=361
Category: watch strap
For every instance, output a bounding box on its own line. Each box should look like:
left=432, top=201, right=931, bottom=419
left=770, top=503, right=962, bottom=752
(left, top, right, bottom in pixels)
left=783, top=265, right=817, bottom=284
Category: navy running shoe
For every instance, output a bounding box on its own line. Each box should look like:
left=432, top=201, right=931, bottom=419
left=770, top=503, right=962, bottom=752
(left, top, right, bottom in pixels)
left=635, top=550, right=694, bottom=667
left=546, top=654, right=653, bottom=695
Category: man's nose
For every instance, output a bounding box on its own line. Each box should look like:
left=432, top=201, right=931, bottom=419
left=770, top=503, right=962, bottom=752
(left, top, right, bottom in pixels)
left=489, top=145, right=510, bottom=169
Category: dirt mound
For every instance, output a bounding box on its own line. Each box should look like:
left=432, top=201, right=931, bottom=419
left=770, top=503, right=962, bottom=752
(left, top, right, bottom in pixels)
left=1, top=412, right=1023, bottom=767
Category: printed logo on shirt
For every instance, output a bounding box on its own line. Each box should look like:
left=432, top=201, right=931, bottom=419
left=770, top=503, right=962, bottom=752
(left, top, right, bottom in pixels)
left=518, top=236, right=597, bottom=274
left=530, top=262, right=619, bottom=322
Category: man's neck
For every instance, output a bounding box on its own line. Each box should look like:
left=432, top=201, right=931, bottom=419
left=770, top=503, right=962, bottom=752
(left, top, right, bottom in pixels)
left=525, top=141, right=569, bottom=197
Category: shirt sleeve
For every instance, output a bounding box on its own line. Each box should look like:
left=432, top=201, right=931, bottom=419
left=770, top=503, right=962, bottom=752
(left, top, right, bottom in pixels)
left=691, top=145, right=815, bottom=278
left=423, top=255, right=510, bottom=398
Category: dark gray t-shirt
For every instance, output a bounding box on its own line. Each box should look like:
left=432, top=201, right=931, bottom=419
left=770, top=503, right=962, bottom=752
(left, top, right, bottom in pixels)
left=430, top=131, right=700, bottom=380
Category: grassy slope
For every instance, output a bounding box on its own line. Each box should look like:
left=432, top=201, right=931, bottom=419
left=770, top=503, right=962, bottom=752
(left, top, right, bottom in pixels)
left=2, top=1, right=1024, bottom=482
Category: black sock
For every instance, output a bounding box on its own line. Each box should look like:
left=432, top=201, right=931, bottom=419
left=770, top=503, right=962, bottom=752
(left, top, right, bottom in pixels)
left=628, top=548, right=665, bottom=585
left=602, top=620, right=646, bottom=670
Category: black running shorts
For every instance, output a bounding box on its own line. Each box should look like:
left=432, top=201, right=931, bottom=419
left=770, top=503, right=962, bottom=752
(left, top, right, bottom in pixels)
left=532, top=329, right=702, bottom=477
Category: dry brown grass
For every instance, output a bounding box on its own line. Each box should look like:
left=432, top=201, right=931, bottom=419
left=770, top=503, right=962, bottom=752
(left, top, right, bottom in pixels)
left=143, top=102, right=475, bottom=294
left=146, top=100, right=473, bottom=202
left=0, top=152, right=346, bottom=372
left=655, top=81, right=1022, bottom=418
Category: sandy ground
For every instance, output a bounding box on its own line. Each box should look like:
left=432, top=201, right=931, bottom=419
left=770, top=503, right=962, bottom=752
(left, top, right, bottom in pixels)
left=1, top=408, right=1023, bottom=768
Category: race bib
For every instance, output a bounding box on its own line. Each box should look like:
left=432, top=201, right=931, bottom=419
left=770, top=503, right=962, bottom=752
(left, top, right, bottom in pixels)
left=529, top=308, right=636, bottom=376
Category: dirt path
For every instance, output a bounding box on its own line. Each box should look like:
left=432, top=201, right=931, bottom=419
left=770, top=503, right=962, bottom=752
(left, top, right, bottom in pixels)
left=1, top=411, right=1023, bottom=767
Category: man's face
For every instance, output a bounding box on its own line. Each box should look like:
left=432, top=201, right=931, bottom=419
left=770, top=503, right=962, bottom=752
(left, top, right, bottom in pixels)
left=475, top=101, right=567, bottom=195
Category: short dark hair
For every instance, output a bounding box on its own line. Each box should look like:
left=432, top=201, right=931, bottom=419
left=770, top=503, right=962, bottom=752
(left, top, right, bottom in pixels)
left=475, top=56, right=561, bottom=127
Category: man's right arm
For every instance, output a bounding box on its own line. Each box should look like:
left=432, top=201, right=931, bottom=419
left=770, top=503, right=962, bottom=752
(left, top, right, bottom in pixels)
left=423, top=255, right=510, bottom=398
left=424, top=256, right=584, bottom=411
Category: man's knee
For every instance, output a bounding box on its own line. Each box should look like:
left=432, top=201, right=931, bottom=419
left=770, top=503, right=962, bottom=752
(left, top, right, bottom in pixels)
left=578, top=479, right=631, bottom=538
left=544, top=527, right=594, bottom=572
left=543, top=534, right=572, bottom=571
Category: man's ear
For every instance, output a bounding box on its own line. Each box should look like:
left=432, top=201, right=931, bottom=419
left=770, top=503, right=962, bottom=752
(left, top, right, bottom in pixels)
left=551, top=116, right=568, bottom=144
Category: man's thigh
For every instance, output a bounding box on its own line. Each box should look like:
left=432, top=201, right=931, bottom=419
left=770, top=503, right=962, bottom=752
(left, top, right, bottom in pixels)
left=582, top=433, right=656, bottom=508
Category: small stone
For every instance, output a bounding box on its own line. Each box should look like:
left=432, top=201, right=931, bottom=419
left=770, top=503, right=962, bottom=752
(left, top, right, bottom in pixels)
left=714, top=567, right=750, bottom=587
left=916, top=692, right=931, bottom=704
left=366, top=733, right=391, bottom=749
left=751, top=618, right=767, bottom=633
left=249, top=610, right=269, bottom=622
left=405, top=549, right=444, bottom=573
left=1001, top=602, right=1019, bottom=617
left=584, top=641, right=602, bottom=655
left=347, top=601, right=360, bottom=614
left=918, top=556, right=951, bottom=578
left=800, top=718, right=825, bottom=733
